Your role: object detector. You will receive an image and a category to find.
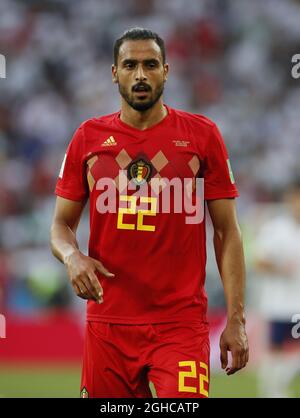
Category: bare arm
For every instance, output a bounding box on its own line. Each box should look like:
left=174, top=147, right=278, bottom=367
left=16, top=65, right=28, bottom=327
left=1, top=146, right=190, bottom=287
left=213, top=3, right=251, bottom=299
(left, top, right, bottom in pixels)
left=207, top=198, right=249, bottom=375
left=50, top=197, right=85, bottom=263
left=50, top=196, right=114, bottom=303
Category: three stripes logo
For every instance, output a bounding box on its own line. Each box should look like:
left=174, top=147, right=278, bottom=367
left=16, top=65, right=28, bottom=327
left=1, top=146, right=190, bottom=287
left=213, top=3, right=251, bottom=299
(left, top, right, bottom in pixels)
left=101, top=136, right=117, bottom=147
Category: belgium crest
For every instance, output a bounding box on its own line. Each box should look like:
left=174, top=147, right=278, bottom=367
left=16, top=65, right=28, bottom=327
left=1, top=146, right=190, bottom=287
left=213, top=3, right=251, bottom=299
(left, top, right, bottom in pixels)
left=127, top=158, right=153, bottom=186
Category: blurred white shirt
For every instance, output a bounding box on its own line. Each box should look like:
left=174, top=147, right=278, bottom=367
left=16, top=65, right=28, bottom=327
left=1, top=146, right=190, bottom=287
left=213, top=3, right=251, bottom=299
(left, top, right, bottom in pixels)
left=255, top=214, right=300, bottom=320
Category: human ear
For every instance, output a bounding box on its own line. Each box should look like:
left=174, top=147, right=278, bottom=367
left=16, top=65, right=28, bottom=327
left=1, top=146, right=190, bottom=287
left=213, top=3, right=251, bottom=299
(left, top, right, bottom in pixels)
left=112, top=65, right=118, bottom=83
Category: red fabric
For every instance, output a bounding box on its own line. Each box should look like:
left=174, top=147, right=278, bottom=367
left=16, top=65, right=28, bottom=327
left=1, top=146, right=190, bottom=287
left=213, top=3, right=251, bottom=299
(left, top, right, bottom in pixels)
left=0, top=313, right=83, bottom=362
left=55, top=105, right=238, bottom=324
left=81, top=320, right=210, bottom=398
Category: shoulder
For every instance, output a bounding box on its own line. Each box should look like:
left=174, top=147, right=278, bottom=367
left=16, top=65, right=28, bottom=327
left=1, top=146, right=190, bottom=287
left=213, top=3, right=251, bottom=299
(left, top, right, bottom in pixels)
left=78, top=111, right=118, bottom=132
left=67, top=112, right=118, bottom=151
left=171, top=107, right=216, bottom=132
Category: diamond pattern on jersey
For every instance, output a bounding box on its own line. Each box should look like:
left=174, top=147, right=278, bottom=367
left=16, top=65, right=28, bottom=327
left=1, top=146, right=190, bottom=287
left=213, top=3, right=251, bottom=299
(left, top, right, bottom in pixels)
left=86, top=155, right=98, bottom=192
left=151, top=150, right=168, bottom=172
left=86, top=147, right=200, bottom=194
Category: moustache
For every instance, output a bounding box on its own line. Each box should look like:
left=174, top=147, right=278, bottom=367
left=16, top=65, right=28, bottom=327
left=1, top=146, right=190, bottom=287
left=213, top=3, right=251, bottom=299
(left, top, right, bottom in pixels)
left=132, top=83, right=151, bottom=92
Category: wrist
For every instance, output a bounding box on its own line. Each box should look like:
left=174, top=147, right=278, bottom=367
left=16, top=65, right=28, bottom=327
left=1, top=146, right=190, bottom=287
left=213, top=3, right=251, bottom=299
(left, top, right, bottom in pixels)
left=227, top=311, right=246, bottom=326
left=63, top=248, right=80, bottom=266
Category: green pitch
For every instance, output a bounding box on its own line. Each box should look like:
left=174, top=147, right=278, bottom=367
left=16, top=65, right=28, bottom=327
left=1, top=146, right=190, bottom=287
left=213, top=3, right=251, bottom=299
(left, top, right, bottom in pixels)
left=0, top=365, right=299, bottom=398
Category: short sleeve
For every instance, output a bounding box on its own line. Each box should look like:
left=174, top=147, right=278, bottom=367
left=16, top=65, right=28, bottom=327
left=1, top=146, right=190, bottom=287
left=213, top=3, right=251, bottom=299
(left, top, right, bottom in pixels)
left=204, top=124, right=239, bottom=200
left=55, top=126, right=89, bottom=201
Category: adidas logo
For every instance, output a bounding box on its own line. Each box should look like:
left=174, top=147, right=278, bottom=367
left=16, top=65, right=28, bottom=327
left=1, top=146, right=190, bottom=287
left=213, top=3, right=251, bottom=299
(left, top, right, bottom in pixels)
left=101, top=136, right=117, bottom=146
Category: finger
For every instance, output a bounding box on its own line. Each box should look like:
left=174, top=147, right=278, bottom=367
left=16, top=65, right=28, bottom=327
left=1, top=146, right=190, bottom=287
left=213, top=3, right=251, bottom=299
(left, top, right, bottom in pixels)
left=73, top=283, right=89, bottom=300
left=81, top=273, right=100, bottom=301
left=227, top=349, right=246, bottom=375
left=81, top=276, right=99, bottom=301
left=242, top=353, right=247, bottom=369
left=225, top=355, right=238, bottom=376
left=76, top=277, right=95, bottom=300
left=245, top=346, right=249, bottom=364
left=88, top=269, right=103, bottom=295
left=93, top=259, right=115, bottom=278
left=231, top=349, right=242, bottom=370
left=242, top=345, right=249, bottom=368
left=242, top=348, right=249, bottom=368
left=226, top=367, right=239, bottom=376
left=239, top=350, right=246, bottom=370
left=87, top=270, right=104, bottom=303
left=220, top=344, right=228, bottom=370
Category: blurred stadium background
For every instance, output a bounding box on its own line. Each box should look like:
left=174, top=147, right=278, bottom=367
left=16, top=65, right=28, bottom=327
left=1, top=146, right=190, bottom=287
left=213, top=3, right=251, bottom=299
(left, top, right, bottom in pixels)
left=1, top=0, right=300, bottom=398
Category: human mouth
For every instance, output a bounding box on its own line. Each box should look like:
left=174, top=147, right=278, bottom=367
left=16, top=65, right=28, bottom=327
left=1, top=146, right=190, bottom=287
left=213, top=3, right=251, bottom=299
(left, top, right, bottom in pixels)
left=134, top=90, right=149, bottom=98
left=133, top=83, right=151, bottom=93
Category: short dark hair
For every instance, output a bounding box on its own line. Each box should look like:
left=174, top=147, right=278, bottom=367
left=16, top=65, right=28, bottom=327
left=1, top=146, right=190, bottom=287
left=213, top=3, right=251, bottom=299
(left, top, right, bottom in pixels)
left=113, top=27, right=166, bottom=65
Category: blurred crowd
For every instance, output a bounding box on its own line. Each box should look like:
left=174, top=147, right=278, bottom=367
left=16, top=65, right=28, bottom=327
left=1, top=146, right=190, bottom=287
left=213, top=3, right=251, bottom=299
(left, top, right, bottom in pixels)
left=0, top=0, right=300, bottom=314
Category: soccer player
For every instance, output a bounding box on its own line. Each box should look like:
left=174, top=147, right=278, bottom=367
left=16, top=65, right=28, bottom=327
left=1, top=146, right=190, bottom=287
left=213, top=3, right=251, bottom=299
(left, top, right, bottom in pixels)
left=255, top=180, right=300, bottom=397
left=50, top=28, right=248, bottom=398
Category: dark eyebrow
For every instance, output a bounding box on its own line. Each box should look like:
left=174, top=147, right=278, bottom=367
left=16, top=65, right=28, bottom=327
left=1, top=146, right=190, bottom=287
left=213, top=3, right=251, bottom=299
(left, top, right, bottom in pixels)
left=122, top=59, right=138, bottom=65
left=144, top=59, right=160, bottom=65
left=121, top=58, right=160, bottom=65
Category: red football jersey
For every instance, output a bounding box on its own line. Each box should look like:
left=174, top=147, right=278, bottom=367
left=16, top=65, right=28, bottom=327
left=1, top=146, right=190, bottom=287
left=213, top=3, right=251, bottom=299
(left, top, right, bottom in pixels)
left=55, top=105, right=238, bottom=324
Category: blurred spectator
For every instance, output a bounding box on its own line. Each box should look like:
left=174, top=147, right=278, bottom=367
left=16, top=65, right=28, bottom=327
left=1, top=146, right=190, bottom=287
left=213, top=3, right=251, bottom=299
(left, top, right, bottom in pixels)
left=254, top=181, right=300, bottom=397
left=0, top=246, right=9, bottom=312
left=0, top=0, right=300, bottom=319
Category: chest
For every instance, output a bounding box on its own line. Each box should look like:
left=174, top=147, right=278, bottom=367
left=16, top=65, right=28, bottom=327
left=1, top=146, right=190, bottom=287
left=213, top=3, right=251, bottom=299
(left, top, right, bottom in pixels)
left=84, top=131, right=203, bottom=193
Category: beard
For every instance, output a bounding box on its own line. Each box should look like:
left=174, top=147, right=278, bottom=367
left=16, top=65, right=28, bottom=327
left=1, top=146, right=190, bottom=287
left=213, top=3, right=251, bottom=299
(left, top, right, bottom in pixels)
left=118, top=81, right=165, bottom=112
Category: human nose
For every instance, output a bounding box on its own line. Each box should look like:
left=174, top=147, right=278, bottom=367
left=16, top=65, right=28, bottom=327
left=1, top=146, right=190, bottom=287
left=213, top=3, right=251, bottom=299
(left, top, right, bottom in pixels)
left=135, top=64, right=147, bottom=81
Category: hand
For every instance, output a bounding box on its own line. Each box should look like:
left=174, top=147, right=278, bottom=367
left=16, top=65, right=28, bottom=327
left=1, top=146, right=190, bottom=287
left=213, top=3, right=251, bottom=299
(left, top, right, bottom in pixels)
left=219, top=319, right=249, bottom=375
left=64, top=250, right=115, bottom=303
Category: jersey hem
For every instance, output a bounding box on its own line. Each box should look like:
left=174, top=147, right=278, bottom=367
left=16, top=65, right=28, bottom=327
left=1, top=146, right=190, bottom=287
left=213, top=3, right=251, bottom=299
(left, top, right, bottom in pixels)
left=205, top=190, right=239, bottom=200
left=86, top=313, right=207, bottom=324
left=55, top=187, right=88, bottom=202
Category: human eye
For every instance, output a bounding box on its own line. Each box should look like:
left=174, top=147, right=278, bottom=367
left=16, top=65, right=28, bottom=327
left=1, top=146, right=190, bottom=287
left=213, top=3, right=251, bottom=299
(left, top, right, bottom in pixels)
left=124, top=61, right=135, bottom=69
left=146, top=61, right=158, bottom=69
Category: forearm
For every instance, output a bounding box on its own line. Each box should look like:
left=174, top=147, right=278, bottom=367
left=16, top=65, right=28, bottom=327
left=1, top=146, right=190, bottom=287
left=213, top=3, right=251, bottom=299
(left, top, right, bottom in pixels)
left=214, top=226, right=246, bottom=323
left=50, top=221, right=80, bottom=264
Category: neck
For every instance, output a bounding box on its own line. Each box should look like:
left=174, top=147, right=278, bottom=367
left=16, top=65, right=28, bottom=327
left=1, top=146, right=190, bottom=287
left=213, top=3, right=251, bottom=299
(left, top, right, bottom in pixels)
left=119, top=98, right=167, bottom=130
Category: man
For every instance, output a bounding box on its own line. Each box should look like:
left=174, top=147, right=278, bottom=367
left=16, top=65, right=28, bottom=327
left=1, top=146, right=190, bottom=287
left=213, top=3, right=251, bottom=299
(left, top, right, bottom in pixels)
left=255, top=181, right=300, bottom=397
left=50, top=28, right=248, bottom=398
